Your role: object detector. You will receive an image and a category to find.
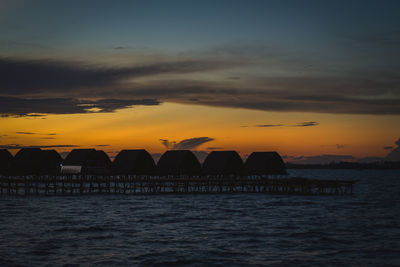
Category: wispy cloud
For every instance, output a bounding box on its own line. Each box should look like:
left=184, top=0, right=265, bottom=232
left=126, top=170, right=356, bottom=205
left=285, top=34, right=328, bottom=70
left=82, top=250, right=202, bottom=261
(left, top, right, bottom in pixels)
left=0, top=57, right=239, bottom=95
left=0, top=144, right=80, bottom=149
left=160, top=137, right=214, bottom=150
left=293, top=121, right=320, bottom=127
left=254, top=124, right=284, bottom=127
left=0, top=97, right=160, bottom=117
left=206, top=147, right=224, bottom=150
left=15, top=131, right=35, bottom=134
left=385, top=138, right=400, bottom=161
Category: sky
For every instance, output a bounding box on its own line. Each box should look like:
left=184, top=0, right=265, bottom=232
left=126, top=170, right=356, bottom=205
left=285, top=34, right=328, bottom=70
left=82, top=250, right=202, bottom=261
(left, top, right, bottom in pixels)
left=1, top=0, right=399, bottom=163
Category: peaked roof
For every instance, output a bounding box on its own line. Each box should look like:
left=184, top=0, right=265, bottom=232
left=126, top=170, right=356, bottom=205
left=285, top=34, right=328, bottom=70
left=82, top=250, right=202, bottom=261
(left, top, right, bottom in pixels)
left=63, top=149, right=97, bottom=165
left=157, top=150, right=201, bottom=175
left=112, top=149, right=156, bottom=174
left=13, top=148, right=62, bottom=175
left=62, top=149, right=111, bottom=174
left=14, top=148, right=43, bottom=166
left=244, top=152, right=287, bottom=175
left=202, top=151, right=243, bottom=175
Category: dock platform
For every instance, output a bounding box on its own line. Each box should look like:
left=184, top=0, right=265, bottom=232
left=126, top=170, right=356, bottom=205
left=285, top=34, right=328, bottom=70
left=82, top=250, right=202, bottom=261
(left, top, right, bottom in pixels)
left=0, top=175, right=354, bottom=196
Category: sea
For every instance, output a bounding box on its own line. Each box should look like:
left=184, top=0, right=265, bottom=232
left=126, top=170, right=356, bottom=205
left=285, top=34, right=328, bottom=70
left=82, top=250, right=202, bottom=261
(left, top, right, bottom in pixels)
left=0, top=169, right=399, bottom=266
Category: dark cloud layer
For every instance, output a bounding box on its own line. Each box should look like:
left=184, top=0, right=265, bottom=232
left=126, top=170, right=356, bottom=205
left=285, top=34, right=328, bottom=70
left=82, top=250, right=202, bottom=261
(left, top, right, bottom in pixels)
left=0, top=56, right=399, bottom=116
left=0, top=97, right=159, bottom=116
left=160, top=137, right=214, bottom=150
left=0, top=57, right=234, bottom=94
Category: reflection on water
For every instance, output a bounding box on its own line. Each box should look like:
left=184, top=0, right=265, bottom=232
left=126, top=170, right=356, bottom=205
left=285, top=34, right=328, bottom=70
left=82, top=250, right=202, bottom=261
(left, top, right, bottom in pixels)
left=0, top=170, right=399, bottom=266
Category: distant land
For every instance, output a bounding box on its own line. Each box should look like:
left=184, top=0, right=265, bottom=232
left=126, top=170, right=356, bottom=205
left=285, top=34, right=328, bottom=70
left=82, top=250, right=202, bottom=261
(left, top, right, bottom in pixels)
left=286, top=161, right=400, bottom=170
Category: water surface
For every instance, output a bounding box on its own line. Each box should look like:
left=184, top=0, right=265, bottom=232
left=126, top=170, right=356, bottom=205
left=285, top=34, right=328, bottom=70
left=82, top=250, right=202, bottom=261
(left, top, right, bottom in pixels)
left=1, top=170, right=399, bottom=266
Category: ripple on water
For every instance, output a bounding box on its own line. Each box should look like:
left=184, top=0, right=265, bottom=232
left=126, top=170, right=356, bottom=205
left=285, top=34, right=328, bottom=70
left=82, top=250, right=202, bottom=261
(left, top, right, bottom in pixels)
left=0, top=170, right=399, bottom=266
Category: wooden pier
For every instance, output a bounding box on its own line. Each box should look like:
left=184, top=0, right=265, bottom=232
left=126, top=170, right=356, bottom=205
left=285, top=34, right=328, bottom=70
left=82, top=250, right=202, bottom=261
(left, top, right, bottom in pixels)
left=0, top=175, right=354, bottom=196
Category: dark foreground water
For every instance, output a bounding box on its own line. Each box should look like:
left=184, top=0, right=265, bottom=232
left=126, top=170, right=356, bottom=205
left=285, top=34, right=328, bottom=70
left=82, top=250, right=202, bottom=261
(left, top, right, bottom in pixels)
left=1, top=170, right=399, bottom=266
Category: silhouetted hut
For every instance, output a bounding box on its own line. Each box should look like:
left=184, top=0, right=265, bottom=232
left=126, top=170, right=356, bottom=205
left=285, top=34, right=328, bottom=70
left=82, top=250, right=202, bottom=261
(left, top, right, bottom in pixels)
left=13, top=148, right=43, bottom=175
left=40, top=150, right=62, bottom=174
left=0, top=149, right=13, bottom=175
left=112, top=149, right=156, bottom=175
left=157, top=150, right=201, bottom=176
left=61, top=149, right=111, bottom=174
left=244, top=152, right=287, bottom=175
left=202, top=151, right=243, bottom=176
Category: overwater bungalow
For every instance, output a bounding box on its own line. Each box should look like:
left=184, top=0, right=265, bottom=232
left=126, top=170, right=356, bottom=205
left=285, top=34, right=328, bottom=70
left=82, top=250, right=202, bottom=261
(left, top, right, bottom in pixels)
left=157, top=150, right=201, bottom=176
left=61, top=149, right=111, bottom=174
left=13, top=148, right=43, bottom=175
left=112, top=149, right=156, bottom=175
left=202, top=151, right=243, bottom=176
left=12, top=148, right=62, bottom=175
left=40, top=150, right=62, bottom=174
left=0, top=149, right=13, bottom=175
left=244, top=152, right=287, bottom=176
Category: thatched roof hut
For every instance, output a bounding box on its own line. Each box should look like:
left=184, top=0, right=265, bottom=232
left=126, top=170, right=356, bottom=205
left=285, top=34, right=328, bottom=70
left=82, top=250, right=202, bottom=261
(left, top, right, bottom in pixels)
left=157, top=150, right=201, bottom=176
left=62, top=149, right=111, bottom=174
left=244, top=152, right=287, bottom=175
left=202, top=151, right=243, bottom=175
left=13, top=148, right=43, bottom=175
left=112, top=149, right=156, bottom=174
left=12, top=148, right=62, bottom=175
left=0, top=149, right=13, bottom=175
left=40, top=150, right=62, bottom=174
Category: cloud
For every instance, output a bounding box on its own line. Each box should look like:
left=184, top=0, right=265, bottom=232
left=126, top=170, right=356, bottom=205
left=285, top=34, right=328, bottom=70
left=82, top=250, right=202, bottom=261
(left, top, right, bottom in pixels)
left=0, top=97, right=160, bottom=116
left=160, top=137, right=214, bottom=150
left=384, top=146, right=393, bottom=150
left=206, top=147, right=224, bottom=150
left=0, top=57, right=238, bottom=95
left=112, top=46, right=130, bottom=50
left=0, top=47, right=399, bottom=116
left=0, top=144, right=80, bottom=149
left=385, top=138, right=400, bottom=161
left=255, top=124, right=284, bottom=127
left=336, top=144, right=345, bottom=149
left=293, top=121, right=319, bottom=127
left=159, top=139, right=176, bottom=150
left=15, top=131, right=35, bottom=134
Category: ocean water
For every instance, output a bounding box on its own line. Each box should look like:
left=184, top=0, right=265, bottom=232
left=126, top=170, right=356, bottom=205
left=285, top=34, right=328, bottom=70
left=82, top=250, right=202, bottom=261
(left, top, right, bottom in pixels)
left=0, top=170, right=399, bottom=266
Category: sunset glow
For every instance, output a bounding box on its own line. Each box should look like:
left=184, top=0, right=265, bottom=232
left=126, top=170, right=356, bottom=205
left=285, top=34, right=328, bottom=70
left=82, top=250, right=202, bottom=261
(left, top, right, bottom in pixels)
left=1, top=0, right=399, bottom=164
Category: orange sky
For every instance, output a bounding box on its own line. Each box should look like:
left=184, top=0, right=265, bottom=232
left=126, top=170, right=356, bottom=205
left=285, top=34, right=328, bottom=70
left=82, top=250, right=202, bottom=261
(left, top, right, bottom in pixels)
left=2, top=103, right=399, bottom=160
